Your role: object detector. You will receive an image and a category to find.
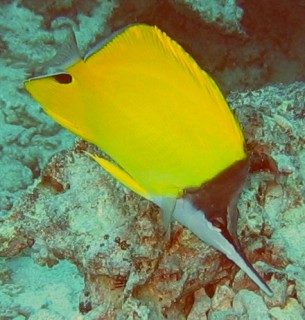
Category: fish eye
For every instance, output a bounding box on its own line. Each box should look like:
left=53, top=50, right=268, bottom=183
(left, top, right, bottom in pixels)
left=53, top=73, right=72, bottom=84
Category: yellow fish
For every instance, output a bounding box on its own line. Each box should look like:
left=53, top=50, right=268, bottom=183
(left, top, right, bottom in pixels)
left=24, top=24, right=272, bottom=295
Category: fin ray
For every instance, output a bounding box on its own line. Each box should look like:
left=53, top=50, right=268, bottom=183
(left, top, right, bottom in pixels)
left=87, top=152, right=150, bottom=199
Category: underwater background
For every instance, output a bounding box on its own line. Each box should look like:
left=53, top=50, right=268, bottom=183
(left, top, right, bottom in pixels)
left=1, top=0, right=305, bottom=319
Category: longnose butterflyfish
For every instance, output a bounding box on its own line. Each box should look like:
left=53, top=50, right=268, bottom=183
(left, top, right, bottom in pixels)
left=24, top=24, right=272, bottom=296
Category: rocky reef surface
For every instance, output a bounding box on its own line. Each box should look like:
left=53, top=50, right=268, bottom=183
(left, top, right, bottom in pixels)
left=2, top=80, right=305, bottom=319
left=1, top=0, right=305, bottom=319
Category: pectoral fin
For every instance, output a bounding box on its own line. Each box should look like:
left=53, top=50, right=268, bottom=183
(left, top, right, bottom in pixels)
left=152, top=196, right=177, bottom=239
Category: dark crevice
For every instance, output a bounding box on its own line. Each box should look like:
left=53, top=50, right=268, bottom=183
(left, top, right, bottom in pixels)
left=107, top=0, right=305, bottom=93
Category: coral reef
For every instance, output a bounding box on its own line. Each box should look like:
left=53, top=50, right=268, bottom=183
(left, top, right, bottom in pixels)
left=174, top=0, right=243, bottom=33
left=0, top=257, right=83, bottom=319
left=2, top=82, right=305, bottom=318
left=0, top=2, right=74, bottom=214
left=0, top=143, right=222, bottom=318
left=1, top=0, right=305, bottom=318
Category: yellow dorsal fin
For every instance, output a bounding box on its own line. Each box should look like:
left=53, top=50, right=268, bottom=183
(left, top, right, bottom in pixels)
left=87, top=24, right=205, bottom=92
left=86, top=152, right=150, bottom=199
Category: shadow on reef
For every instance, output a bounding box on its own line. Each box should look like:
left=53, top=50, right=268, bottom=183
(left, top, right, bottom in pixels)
left=106, top=0, right=305, bottom=93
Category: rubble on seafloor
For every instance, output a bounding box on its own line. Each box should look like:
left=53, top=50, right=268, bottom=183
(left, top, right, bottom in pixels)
left=1, top=82, right=305, bottom=319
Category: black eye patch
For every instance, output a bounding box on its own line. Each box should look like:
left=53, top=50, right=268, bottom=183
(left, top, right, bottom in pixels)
left=53, top=73, right=72, bottom=84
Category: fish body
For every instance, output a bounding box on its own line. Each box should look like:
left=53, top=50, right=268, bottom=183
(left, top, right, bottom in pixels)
left=25, top=24, right=272, bottom=295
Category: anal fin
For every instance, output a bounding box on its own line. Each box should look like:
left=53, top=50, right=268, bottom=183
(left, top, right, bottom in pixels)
left=87, top=152, right=149, bottom=199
